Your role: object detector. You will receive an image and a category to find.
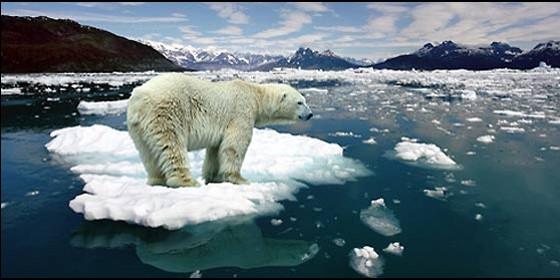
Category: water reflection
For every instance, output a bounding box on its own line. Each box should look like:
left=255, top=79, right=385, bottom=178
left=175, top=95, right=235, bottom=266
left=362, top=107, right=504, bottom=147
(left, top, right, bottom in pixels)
left=70, top=219, right=319, bottom=273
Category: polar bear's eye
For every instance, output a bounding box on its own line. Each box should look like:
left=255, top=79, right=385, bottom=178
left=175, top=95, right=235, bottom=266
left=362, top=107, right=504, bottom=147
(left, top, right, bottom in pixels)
left=297, top=101, right=303, bottom=105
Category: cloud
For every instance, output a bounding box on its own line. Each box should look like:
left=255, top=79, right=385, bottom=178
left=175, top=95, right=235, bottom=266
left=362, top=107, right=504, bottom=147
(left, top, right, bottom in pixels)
left=289, top=2, right=330, bottom=13
left=4, top=8, right=188, bottom=23
left=253, top=10, right=312, bottom=38
left=314, top=26, right=363, bottom=33
left=207, top=2, right=249, bottom=24
left=213, top=25, right=243, bottom=36
left=171, top=13, right=186, bottom=18
left=179, top=25, right=201, bottom=37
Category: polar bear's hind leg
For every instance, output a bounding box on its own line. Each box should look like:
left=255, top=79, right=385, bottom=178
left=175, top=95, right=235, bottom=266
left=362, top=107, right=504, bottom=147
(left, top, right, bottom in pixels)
left=147, top=102, right=199, bottom=188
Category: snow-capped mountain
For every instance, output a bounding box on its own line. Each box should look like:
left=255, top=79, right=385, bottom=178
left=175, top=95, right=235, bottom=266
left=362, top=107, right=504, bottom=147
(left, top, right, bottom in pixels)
left=139, top=40, right=284, bottom=70
left=511, top=40, right=559, bottom=69
left=372, top=40, right=558, bottom=70
left=261, top=47, right=359, bottom=71
left=139, top=40, right=364, bottom=71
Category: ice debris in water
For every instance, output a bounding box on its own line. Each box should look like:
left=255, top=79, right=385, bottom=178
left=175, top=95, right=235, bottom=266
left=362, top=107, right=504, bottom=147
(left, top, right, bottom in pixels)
left=390, top=138, right=459, bottom=170
left=359, top=198, right=401, bottom=236
left=476, top=135, right=495, bottom=144
left=45, top=124, right=370, bottom=229
left=77, top=99, right=129, bottom=115
left=333, top=238, right=346, bottom=247
left=189, top=270, right=202, bottom=278
left=362, top=137, right=377, bottom=144
left=423, top=187, right=448, bottom=201
left=349, top=246, right=384, bottom=278
left=383, top=242, right=404, bottom=256
left=270, top=219, right=283, bottom=226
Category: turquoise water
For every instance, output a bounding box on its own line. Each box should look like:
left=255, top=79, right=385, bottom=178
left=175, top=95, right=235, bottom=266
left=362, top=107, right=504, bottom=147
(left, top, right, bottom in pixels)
left=2, top=69, right=560, bottom=277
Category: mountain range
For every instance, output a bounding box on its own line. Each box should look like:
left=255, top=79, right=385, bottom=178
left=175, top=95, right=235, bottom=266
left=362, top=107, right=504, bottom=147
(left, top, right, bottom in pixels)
left=143, top=39, right=559, bottom=71
left=1, top=15, right=558, bottom=73
left=372, top=40, right=559, bottom=70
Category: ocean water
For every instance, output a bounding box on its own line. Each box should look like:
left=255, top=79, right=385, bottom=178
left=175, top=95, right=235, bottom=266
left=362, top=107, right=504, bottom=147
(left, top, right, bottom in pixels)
left=2, top=68, right=560, bottom=277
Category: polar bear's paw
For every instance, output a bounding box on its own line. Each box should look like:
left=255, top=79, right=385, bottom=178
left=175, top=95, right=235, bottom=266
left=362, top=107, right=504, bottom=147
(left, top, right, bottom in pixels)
left=224, top=172, right=250, bottom=185
left=147, top=177, right=166, bottom=186
left=166, top=176, right=200, bottom=188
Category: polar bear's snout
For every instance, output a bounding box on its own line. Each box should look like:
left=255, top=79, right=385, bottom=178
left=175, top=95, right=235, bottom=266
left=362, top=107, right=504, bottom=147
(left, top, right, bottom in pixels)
left=298, top=103, right=313, bottom=121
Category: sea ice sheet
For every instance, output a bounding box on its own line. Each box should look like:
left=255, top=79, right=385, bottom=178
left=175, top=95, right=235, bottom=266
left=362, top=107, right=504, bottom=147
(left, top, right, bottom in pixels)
left=46, top=124, right=370, bottom=229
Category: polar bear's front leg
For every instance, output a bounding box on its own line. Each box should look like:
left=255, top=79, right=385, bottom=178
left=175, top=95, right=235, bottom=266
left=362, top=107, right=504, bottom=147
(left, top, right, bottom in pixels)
left=217, top=120, right=252, bottom=185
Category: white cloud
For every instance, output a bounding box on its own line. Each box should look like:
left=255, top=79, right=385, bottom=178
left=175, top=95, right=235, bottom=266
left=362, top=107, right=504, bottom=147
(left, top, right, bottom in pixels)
left=289, top=2, right=330, bottom=13
left=117, top=2, right=144, bottom=6
left=179, top=25, right=202, bottom=37
left=314, top=26, right=363, bottom=33
left=253, top=10, right=312, bottom=38
left=207, top=2, right=249, bottom=24
left=213, top=25, right=243, bottom=36
left=171, top=13, right=186, bottom=18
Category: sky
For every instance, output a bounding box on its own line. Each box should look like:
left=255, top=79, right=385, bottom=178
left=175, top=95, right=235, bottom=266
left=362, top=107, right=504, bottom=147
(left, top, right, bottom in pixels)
left=2, top=2, right=559, bottom=61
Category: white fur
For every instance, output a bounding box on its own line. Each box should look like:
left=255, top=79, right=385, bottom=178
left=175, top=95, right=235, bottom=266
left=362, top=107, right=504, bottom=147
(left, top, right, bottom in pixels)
left=126, top=73, right=312, bottom=188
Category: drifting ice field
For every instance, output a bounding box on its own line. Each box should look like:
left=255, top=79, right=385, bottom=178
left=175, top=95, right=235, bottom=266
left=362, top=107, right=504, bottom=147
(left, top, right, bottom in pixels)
left=2, top=67, right=560, bottom=277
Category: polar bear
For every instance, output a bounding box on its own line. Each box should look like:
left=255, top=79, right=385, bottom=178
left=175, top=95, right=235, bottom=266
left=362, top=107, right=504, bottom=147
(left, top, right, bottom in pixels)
left=126, top=73, right=313, bottom=188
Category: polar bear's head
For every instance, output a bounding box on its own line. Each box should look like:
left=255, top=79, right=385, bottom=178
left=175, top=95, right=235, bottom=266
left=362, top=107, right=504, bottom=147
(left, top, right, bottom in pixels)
left=260, top=83, right=313, bottom=125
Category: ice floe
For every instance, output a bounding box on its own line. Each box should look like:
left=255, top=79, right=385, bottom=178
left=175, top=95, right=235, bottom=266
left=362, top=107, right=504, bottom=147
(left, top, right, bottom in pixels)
left=1, top=88, right=22, bottom=95
left=270, top=219, right=283, bottom=226
left=349, top=246, right=384, bottom=278
left=423, top=187, right=448, bottom=201
left=466, top=117, right=483, bottom=123
left=77, top=99, right=129, bottom=115
left=359, top=198, right=401, bottom=236
left=362, top=137, right=377, bottom=144
left=45, top=124, right=370, bottom=229
left=388, top=138, right=459, bottom=170
left=383, top=242, right=404, bottom=256
left=476, top=135, right=495, bottom=144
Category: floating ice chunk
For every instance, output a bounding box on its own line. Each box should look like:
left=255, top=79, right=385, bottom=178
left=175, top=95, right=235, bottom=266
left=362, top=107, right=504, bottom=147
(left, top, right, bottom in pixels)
left=362, top=137, right=377, bottom=144
left=25, top=190, right=40, bottom=196
left=493, top=110, right=546, bottom=119
left=1, top=88, right=22, bottom=95
left=299, top=88, right=328, bottom=94
left=383, top=242, right=404, bottom=256
left=46, top=125, right=370, bottom=229
left=550, top=146, right=560, bottom=151
left=1, top=202, right=8, bottom=209
left=475, top=214, right=483, bottom=221
left=423, top=187, right=448, bottom=201
left=77, top=99, right=129, bottom=115
left=549, top=119, right=560, bottom=125
left=460, top=89, right=477, bottom=100
left=475, top=202, right=487, bottom=209
left=333, top=238, right=346, bottom=247
left=271, top=219, right=283, bottom=226
left=360, top=198, right=401, bottom=236
left=466, top=151, right=476, bottom=155
left=476, top=135, right=495, bottom=144
left=189, top=270, right=202, bottom=278
left=329, top=131, right=362, bottom=138
left=389, top=139, right=459, bottom=170
left=500, top=126, right=525, bottom=134
left=349, top=246, right=384, bottom=278
left=461, top=180, right=477, bottom=187
left=466, top=117, right=483, bottom=123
